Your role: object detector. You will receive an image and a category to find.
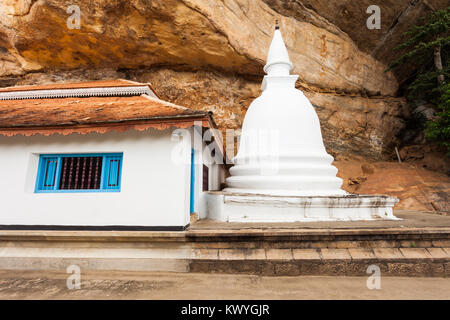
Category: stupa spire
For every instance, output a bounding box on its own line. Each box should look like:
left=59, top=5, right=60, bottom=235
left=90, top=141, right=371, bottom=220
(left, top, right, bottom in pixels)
left=263, top=22, right=293, bottom=76
left=225, top=21, right=345, bottom=197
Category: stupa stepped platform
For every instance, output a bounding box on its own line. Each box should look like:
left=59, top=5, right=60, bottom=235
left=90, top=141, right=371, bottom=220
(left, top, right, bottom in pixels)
left=205, top=192, right=399, bottom=222
left=0, top=211, right=449, bottom=277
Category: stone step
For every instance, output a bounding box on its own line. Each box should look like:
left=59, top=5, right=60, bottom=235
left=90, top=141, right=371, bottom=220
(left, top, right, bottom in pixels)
left=0, top=215, right=449, bottom=277
left=0, top=241, right=448, bottom=277
left=187, top=230, right=450, bottom=249
left=189, top=247, right=450, bottom=277
left=191, top=247, right=450, bottom=260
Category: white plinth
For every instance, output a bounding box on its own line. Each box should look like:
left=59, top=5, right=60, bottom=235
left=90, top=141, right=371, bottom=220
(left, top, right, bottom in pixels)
left=205, top=192, right=400, bottom=222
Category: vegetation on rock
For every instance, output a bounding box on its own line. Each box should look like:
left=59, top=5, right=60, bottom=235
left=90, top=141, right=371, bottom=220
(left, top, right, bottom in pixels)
left=388, top=7, right=449, bottom=154
left=425, top=83, right=450, bottom=155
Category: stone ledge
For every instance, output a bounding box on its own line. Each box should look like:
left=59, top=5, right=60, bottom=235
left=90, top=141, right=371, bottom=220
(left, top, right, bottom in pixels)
left=189, top=259, right=450, bottom=277
left=0, top=230, right=188, bottom=242
left=187, top=228, right=450, bottom=239
left=190, top=247, right=450, bottom=261
left=190, top=211, right=450, bottom=231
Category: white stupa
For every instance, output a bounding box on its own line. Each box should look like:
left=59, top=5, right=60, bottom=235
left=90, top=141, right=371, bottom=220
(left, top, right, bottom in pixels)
left=225, top=24, right=345, bottom=197
left=205, top=24, right=399, bottom=222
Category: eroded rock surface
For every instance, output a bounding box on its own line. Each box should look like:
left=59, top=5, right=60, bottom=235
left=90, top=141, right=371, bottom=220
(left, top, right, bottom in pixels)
left=264, top=0, right=449, bottom=81
left=0, top=0, right=412, bottom=158
left=336, top=160, right=450, bottom=213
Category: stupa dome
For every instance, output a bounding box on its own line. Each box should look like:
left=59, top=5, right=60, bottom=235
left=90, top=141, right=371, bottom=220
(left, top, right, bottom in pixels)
left=225, top=26, right=346, bottom=196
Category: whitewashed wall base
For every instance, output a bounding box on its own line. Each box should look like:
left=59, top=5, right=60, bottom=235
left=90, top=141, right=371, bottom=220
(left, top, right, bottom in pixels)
left=205, top=192, right=400, bottom=222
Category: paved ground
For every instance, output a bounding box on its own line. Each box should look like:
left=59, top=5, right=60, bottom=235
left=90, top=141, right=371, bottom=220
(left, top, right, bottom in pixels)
left=0, top=270, right=449, bottom=300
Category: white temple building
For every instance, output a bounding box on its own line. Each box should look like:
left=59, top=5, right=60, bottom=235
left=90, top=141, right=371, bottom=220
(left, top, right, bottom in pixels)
left=0, top=80, right=225, bottom=230
left=204, top=25, right=399, bottom=222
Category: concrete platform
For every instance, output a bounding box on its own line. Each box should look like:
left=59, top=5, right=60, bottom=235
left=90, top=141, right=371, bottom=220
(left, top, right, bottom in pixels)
left=0, top=211, right=448, bottom=277
left=205, top=192, right=399, bottom=222
left=190, top=210, right=450, bottom=231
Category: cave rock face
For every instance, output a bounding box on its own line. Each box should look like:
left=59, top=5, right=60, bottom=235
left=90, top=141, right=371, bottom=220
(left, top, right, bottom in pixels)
left=2, top=0, right=437, bottom=159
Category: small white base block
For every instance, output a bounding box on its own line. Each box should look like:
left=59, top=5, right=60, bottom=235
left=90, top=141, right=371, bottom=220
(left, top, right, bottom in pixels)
left=205, top=192, right=400, bottom=222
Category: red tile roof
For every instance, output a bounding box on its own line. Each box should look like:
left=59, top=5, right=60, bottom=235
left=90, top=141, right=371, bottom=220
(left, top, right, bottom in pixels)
left=0, top=95, right=209, bottom=128
left=0, top=80, right=216, bottom=137
left=0, top=79, right=148, bottom=92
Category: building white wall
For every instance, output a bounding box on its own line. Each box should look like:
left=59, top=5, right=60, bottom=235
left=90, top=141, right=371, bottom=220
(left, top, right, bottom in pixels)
left=0, top=129, right=193, bottom=228
left=191, top=126, right=226, bottom=219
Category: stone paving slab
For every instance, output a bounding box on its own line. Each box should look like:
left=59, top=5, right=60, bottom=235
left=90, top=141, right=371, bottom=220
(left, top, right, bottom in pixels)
left=400, top=248, right=433, bottom=259
left=243, top=249, right=266, bottom=260
left=191, top=249, right=219, bottom=260
left=218, top=249, right=245, bottom=260
left=426, top=248, right=449, bottom=259
left=373, top=248, right=405, bottom=260
left=292, top=249, right=321, bottom=260
left=319, top=249, right=351, bottom=260
left=266, top=249, right=293, bottom=260
left=348, top=248, right=376, bottom=260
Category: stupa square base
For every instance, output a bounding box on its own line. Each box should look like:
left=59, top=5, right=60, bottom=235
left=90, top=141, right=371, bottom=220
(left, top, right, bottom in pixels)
left=204, top=192, right=400, bottom=222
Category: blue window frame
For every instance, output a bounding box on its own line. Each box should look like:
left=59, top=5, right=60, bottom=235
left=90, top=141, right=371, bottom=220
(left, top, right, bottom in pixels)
left=35, top=153, right=123, bottom=193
